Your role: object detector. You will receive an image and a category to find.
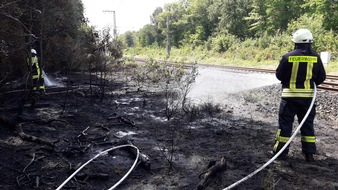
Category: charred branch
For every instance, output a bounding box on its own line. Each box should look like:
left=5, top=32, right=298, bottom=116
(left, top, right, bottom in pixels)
left=197, top=157, right=227, bottom=190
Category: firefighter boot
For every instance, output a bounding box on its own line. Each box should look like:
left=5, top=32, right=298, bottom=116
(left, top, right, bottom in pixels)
left=273, top=142, right=289, bottom=160
left=305, top=153, right=314, bottom=162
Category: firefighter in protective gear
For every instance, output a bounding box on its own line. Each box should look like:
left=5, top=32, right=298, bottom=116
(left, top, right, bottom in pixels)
left=30, top=49, right=45, bottom=92
left=272, top=29, right=326, bottom=162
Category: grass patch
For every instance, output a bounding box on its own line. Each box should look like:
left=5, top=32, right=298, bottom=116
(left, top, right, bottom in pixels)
left=124, top=47, right=338, bottom=74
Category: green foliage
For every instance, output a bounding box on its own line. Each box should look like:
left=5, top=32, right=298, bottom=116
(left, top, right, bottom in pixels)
left=208, top=32, right=239, bottom=53
left=132, top=59, right=199, bottom=120
left=123, top=0, right=337, bottom=50
left=326, top=61, right=338, bottom=75
left=120, top=0, right=338, bottom=74
left=200, top=100, right=222, bottom=117
left=287, top=13, right=338, bottom=59
left=0, top=0, right=91, bottom=78
left=303, top=0, right=338, bottom=32
left=266, top=0, right=305, bottom=33
left=245, top=0, right=269, bottom=36
left=217, top=0, right=254, bottom=39
left=138, top=24, right=156, bottom=47
left=123, top=31, right=136, bottom=47
left=0, top=0, right=126, bottom=92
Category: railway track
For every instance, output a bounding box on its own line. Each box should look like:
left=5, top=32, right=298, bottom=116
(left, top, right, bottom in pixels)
left=134, top=58, right=338, bottom=92
left=197, top=64, right=338, bottom=92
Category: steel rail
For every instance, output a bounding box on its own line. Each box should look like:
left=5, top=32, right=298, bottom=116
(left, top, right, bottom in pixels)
left=327, top=75, right=338, bottom=80
left=221, top=67, right=338, bottom=92
left=133, top=58, right=338, bottom=92
left=189, top=64, right=338, bottom=92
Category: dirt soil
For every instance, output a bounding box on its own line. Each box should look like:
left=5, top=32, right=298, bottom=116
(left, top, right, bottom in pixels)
left=0, top=65, right=337, bottom=190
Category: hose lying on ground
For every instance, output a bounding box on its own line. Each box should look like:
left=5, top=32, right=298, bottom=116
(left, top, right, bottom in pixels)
left=56, top=144, right=140, bottom=190
left=222, top=83, right=317, bottom=190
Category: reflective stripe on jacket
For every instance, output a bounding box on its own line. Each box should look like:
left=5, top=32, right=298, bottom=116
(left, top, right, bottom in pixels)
left=31, top=56, right=43, bottom=79
left=276, top=45, right=326, bottom=98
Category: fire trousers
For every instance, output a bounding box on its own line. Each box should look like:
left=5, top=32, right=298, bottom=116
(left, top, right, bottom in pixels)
left=273, top=98, right=316, bottom=155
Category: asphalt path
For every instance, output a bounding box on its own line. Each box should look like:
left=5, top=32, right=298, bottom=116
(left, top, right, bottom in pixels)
left=188, top=67, right=279, bottom=104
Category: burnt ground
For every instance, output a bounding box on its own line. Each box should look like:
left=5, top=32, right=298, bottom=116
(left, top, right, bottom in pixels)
left=0, top=65, right=337, bottom=190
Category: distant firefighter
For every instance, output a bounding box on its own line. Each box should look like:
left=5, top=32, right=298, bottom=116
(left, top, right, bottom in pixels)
left=30, top=49, right=45, bottom=93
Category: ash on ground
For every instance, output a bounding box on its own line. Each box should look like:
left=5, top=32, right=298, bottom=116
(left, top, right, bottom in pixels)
left=0, top=67, right=337, bottom=190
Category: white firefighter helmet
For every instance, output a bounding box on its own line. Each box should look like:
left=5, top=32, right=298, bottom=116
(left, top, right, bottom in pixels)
left=291, top=29, right=313, bottom=43
left=31, top=49, right=37, bottom=54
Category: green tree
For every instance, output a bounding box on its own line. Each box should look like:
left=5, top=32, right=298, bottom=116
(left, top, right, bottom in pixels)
left=151, top=7, right=166, bottom=47
left=163, top=1, right=187, bottom=47
left=287, top=13, right=338, bottom=55
left=180, top=0, right=215, bottom=46
left=303, top=0, right=338, bottom=32
left=245, top=0, right=269, bottom=36
left=41, top=0, right=87, bottom=70
left=0, top=0, right=99, bottom=87
left=265, top=0, right=305, bottom=33
left=208, top=0, right=254, bottom=39
left=138, top=24, right=156, bottom=47
left=124, top=31, right=135, bottom=47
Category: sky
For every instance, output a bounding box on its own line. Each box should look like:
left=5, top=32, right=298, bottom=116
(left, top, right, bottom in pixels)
left=82, top=0, right=179, bottom=35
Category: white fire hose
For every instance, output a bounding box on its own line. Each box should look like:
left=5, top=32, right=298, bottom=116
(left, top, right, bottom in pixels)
left=56, top=85, right=317, bottom=190
left=223, top=83, right=317, bottom=190
left=56, top=144, right=140, bottom=190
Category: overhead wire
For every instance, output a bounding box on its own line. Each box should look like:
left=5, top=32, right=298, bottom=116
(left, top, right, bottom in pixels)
left=114, top=0, right=123, bottom=11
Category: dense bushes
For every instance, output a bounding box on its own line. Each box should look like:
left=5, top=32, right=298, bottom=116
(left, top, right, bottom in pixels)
left=121, top=0, right=338, bottom=73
